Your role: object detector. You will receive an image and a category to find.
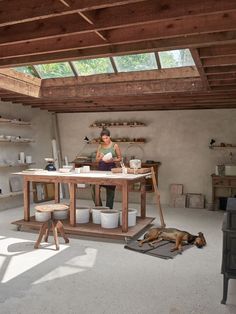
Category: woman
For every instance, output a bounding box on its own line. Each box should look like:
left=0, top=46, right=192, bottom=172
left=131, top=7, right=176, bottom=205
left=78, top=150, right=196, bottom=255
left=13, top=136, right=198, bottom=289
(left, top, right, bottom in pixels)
left=95, top=128, right=122, bottom=209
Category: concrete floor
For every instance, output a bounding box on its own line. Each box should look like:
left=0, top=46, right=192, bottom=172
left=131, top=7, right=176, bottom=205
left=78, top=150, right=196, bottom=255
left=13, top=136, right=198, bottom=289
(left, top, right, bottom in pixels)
left=0, top=201, right=235, bottom=314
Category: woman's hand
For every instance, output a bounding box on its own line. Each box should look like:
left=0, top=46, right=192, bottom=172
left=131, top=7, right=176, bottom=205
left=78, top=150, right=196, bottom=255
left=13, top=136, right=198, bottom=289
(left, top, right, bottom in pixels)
left=104, top=158, right=113, bottom=163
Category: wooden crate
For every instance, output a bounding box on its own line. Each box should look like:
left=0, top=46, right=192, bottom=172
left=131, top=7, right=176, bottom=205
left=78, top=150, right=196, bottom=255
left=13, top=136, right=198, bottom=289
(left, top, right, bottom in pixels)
left=111, top=167, right=151, bottom=174
left=186, top=193, right=205, bottom=209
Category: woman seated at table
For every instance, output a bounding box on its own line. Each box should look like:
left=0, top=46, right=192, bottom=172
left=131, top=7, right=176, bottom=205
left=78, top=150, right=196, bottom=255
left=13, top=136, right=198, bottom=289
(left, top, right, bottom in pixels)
left=95, top=128, right=122, bottom=209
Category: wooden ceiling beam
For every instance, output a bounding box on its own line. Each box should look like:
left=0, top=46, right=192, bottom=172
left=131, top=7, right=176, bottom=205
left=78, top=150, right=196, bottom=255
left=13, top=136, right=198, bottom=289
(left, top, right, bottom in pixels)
left=1, top=10, right=236, bottom=48
left=2, top=31, right=236, bottom=68
left=0, top=0, right=146, bottom=27
left=0, top=69, right=41, bottom=97
left=199, top=43, right=236, bottom=58
left=42, top=78, right=203, bottom=98
left=190, top=48, right=210, bottom=90
left=202, top=56, right=236, bottom=67
left=44, top=103, right=236, bottom=113
left=205, top=65, right=236, bottom=75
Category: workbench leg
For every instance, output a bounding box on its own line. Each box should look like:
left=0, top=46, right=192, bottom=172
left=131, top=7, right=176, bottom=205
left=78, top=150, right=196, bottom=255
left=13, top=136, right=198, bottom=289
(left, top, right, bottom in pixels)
left=122, top=182, right=129, bottom=233
left=69, top=183, right=76, bottom=226
left=95, top=185, right=101, bottom=206
left=140, top=180, right=146, bottom=218
left=54, top=182, right=60, bottom=203
left=23, top=179, right=30, bottom=221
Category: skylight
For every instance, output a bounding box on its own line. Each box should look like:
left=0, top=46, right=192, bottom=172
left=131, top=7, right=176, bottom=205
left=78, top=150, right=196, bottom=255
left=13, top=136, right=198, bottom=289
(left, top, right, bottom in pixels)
left=159, top=49, right=194, bottom=68
left=34, top=62, right=75, bottom=79
left=72, top=58, right=114, bottom=76
left=12, top=49, right=196, bottom=79
left=13, top=66, right=38, bottom=77
left=113, top=53, right=158, bottom=72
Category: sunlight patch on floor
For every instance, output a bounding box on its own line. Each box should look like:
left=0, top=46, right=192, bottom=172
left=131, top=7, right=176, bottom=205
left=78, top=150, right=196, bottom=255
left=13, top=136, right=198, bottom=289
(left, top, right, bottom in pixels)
left=33, top=247, right=98, bottom=285
left=0, top=236, right=69, bottom=283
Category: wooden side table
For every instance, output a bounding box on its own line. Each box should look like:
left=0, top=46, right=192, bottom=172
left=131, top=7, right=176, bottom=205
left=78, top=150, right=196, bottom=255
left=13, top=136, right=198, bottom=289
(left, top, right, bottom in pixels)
left=34, top=204, right=69, bottom=250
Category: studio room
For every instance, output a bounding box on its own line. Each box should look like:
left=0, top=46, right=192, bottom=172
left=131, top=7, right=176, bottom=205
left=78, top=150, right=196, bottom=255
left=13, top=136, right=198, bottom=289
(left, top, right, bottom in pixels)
left=0, top=1, right=236, bottom=313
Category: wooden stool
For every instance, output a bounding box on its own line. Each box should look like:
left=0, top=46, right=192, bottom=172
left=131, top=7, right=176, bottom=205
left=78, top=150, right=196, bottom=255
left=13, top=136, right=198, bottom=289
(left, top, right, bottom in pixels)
left=34, top=204, right=69, bottom=250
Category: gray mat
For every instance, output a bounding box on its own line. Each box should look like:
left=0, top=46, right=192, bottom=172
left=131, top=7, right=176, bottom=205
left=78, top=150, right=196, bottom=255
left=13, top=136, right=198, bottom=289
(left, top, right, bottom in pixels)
left=124, top=235, right=193, bottom=259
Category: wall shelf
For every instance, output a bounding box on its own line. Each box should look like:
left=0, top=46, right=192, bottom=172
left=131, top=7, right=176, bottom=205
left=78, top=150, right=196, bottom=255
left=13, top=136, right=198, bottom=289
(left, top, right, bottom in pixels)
left=0, top=163, right=35, bottom=168
left=209, top=145, right=236, bottom=149
left=0, top=138, right=34, bottom=143
left=0, top=117, right=31, bottom=126
left=89, top=139, right=146, bottom=144
left=90, top=121, right=146, bottom=128
left=0, top=191, right=23, bottom=199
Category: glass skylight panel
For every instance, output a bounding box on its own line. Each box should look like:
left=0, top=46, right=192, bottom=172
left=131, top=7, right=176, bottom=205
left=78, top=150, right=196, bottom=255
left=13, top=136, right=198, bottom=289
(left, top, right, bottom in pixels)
left=13, top=66, right=38, bottom=77
left=34, top=62, right=74, bottom=79
left=113, top=53, right=158, bottom=72
left=72, top=58, right=114, bottom=76
left=159, top=49, right=195, bottom=68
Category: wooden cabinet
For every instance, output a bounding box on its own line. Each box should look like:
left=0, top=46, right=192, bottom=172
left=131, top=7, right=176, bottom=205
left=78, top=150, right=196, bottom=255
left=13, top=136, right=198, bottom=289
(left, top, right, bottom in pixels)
left=212, top=175, right=236, bottom=210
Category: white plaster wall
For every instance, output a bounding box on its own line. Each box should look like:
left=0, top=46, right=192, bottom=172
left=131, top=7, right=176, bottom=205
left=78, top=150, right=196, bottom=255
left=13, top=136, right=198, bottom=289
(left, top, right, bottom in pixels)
left=57, top=109, right=236, bottom=206
left=0, top=101, right=53, bottom=210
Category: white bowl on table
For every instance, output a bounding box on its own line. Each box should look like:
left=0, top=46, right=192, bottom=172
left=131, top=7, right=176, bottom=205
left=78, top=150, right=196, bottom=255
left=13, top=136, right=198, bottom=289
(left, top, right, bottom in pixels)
left=120, top=209, right=137, bottom=227
left=91, top=206, right=110, bottom=224
left=101, top=210, right=119, bottom=229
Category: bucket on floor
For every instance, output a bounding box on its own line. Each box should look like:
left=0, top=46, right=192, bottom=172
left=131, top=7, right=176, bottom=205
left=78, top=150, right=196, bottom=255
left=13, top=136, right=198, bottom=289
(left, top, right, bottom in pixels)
left=101, top=210, right=119, bottom=229
left=53, top=209, right=68, bottom=220
left=76, top=207, right=90, bottom=223
left=120, top=209, right=137, bottom=227
left=91, top=206, right=109, bottom=224
left=35, top=211, right=51, bottom=222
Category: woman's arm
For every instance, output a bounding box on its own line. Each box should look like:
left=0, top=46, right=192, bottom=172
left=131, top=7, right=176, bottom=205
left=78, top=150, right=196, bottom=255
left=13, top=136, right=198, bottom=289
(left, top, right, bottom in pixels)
left=95, top=145, right=104, bottom=162
left=113, top=143, right=122, bottom=162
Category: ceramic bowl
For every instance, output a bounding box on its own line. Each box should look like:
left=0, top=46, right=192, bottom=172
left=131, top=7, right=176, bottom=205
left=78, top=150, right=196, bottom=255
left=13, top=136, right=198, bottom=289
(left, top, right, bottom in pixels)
left=76, top=207, right=90, bottom=223
left=35, top=211, right=51, bottom=222
left=101, top=210, right=119, bottom=229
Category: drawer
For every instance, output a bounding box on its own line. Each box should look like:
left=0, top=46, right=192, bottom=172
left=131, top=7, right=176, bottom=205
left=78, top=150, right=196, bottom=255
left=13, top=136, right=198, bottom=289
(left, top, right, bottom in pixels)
left=229, top=179, right=236, bottom=187
left=213, top=178, right=230, bottom=186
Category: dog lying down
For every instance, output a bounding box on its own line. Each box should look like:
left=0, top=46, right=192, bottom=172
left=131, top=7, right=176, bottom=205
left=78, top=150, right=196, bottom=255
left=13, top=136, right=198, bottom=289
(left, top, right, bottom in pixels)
left=138, top=227, right=206, bottom=253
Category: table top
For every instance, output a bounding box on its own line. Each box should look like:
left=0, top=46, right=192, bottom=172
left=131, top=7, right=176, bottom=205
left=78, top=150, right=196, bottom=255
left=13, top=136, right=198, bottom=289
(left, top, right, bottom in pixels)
left=14, top=170, right=150, bottom=180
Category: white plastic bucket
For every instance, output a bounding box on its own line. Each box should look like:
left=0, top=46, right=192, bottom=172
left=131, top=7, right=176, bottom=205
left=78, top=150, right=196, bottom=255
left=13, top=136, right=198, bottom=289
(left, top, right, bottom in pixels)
left=53, top=209, right=68, bottom=220
left=35, top=211, right=51, bottom=222
left=101, top=210, right=119, bottom=229
left=120, top=209, right=137, bottom=227
left=91, top=206, right=109, bottom=224
left=76, top=207, right=90, bottom=223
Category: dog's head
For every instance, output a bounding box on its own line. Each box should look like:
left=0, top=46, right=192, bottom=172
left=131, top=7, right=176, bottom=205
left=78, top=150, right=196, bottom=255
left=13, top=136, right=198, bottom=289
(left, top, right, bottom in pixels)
left=194, top=232, right=206, bottom=248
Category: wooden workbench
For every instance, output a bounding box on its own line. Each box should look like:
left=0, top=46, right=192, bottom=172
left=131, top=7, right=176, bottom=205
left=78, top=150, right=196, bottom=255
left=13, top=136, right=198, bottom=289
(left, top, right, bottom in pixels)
left=12, top=170, right=154, bottom=239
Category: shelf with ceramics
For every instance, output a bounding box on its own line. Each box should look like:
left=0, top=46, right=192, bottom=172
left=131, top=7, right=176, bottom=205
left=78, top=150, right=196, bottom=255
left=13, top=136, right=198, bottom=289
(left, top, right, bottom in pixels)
left=89, top=121, right=146, bottom=128
left=88, top=137, right=146, bottom=144
left=0, top=116, right=31, bottom=126
left=0, top=135, right=34, bottom=143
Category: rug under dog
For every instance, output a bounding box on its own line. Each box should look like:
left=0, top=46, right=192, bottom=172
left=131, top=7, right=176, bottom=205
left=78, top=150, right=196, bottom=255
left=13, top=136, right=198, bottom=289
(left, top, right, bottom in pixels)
left=124, top=235, right=193, bottom=259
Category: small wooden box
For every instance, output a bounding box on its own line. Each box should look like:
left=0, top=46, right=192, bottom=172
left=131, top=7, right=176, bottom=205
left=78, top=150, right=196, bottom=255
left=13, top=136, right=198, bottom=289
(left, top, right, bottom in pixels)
left=170, top=194, right=186, bottom=208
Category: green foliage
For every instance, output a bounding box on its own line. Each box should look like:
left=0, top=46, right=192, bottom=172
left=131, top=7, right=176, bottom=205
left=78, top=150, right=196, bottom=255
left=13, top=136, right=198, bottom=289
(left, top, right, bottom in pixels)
left=159, top=49, right=194, bottom=68
left=114, top=53, right=157, bottom=72
left=13, top=66, right=38, bottom=77
left=35, top=62, right=74, bottom=79
left=73, top=58, right=114, bottom=75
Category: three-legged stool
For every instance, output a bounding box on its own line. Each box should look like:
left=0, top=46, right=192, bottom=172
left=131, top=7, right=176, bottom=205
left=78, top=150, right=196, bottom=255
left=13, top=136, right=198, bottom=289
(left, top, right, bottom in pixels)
left=34, top=204, right=69, bottom=250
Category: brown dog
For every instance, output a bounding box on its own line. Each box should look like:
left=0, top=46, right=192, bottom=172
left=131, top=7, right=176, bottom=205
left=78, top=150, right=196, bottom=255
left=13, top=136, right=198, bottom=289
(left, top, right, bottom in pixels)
left=138, top=227, right=206, bottom=253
